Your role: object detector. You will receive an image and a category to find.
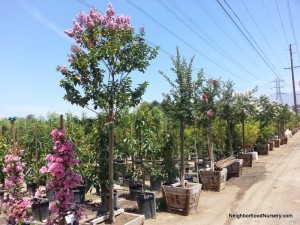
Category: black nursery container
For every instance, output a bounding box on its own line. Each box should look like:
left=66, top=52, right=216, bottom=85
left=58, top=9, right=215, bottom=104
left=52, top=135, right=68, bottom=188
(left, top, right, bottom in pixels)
left=0, top=189, right=4, bottom=201
left=136, top=192, right=156, bottom=219
left=150, top=176, right=162, bottom=191
left=46, top=189, right=54, bottom=202
left=129, top=183, right=143, bottom=200
left=100, top=190, right=118, bottom=210
left=31, top=198, right=49, bottom=221
left=71, top=185, right=86, bottom=204
left=26, top=182, right=37, bottom=195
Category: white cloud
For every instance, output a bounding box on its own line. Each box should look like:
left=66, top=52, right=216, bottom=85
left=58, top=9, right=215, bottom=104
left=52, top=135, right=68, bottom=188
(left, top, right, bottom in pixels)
left=19, top=0, right=70, bottom=42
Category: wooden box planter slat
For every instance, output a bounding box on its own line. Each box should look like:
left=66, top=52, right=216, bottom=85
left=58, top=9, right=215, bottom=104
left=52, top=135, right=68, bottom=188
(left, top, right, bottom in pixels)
left=237, top=153, right=253, bottom=167
left=227, top=159, right=243, bottom=178
left=198, top=168, right=227, bottom=192
left=274, top=139, right=280, bottom=148
left=257, top=144, right=269, bottom=155
left=268, top=141, right=274, bottom=151
left=161, top=182, right=202, bottom=216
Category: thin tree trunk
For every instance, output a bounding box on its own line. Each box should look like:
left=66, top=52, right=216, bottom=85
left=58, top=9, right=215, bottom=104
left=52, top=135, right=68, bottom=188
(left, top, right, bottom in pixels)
left=227, top=120, right=233, bottom=156
left=180, top=120, right=185, bottom=187
left=108, top=108, right=115, bottom=222
left=242, top=110, right=246, bottom=153
left=208, top=119, right=214, bottom=171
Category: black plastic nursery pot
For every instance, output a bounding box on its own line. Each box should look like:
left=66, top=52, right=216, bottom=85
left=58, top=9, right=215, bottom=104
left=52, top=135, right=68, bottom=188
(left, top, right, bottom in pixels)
left=71, top=185, right=86, bottom=204
left=0, top=189, right=4, bottom=201
left=100, top=190, right=118, bottom=210
left=46, top=189, right=54, bottom=202
left=26, top=182, right=37, bottom=195
left=136, top=192, right=156, bottom=219
left=150, top=176, right=162, bottom=191
left=31, top=198, right=49, bottom=222
left=129, top=183, right=143, bottom=200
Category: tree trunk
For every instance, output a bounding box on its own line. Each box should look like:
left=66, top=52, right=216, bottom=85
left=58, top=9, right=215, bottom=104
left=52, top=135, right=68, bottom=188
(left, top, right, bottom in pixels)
left=180, top=120, right=185, bottom=187
left=208, top=119, right=214, bottom=171
left=242, top=110, right=246, bottom=153
left=108, top=109, right=115, bottom=222
left=227, top=120, right=233, bottom=156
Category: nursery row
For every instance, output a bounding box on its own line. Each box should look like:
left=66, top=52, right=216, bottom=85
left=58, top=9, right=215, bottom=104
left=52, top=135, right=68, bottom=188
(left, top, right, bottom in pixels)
left=1, top=2, right=300, bottom=224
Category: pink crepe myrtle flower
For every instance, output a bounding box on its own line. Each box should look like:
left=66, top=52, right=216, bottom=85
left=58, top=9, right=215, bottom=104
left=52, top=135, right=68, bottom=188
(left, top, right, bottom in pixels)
left=18, top=149, right=25, bottom=155
left=65, top=3, right=134, bottom=47
left=68, top=54, right=76, bottom=62
left=207, top=109, right=214, bottom=118
left=106, top=3, right=115, bottom=18
left=71, top=44, right=82, bottom=53
left=212, top=79, right=217, bottom=85
left=40, top=166, right=48, bottom=174
left=202, top=93, right=208, bottom=101
left=57, top=65, right=68, bottom=75
left=64, top=29, right=74, bottom=37
left=140, top=25, right=145, bottom=32
left=34, top=188, right=42, bottom=198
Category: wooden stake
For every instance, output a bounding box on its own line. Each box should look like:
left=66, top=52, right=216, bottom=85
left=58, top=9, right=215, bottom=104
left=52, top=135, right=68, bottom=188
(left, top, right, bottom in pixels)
left=60, top=114, right=64, bottom=130
left=8, top=116, right=17, bottom=155
left=0, top=122, right=2, bottom=137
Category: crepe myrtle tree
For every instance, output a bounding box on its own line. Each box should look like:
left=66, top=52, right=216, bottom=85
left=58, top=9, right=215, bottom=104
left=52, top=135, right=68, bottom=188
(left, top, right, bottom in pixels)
left=272, top=102, right=293, bottom=137
left=159, top=47, right=195, bottom=187
left=233, top=88, right=257, bottom=152
left=57, top=4, right=158, bottom=222
left=198, top=78, right=221, bottom=171
left=216, top=80, right=235, bottom=156
left=255, top=95, right=276, bottom=143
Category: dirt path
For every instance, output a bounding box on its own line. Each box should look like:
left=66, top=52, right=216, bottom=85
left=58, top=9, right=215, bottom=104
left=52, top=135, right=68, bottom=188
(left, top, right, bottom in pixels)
left=145, top=132, right=300, bottom=225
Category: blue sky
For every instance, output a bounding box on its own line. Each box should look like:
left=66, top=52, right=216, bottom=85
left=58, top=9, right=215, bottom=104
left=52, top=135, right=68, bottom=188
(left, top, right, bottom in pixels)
left=1, top=0, right=300, bottom=118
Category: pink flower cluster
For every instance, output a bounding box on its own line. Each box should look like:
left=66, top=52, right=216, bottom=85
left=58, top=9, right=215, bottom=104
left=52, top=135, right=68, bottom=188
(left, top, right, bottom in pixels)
left=57, top=65, right=68, bottom=75
left=5, top=196, right=32, bottom=225
left=207, top=109, right=214, bottom=118
left=2, top=149, right=32, bottom=224
left=64, top=3, right=133, bottom=43
left=40, top=129, right=84, bottom=224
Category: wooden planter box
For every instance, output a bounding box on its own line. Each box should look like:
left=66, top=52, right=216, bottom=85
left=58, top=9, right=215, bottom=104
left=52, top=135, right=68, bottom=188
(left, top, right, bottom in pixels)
left=268, top=141, right=274, bottom=151
left=292, top=128, right=298, bottom=135
left=199, top=168, right=227, bottom=192
left=280, top=138, right=284, bottom=145
left=274, top=139, right=280, bottom=148
left=227, top=159, right=243, bottom=178
left=80, top=209, right=145, bottom=225
left=237, top=153, right=253, bottom=167
left=162, top=182, right=202, bottom=215
left=257, top=144, right=269, bottom=155
left=283, top=137, right=288, bottom=144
